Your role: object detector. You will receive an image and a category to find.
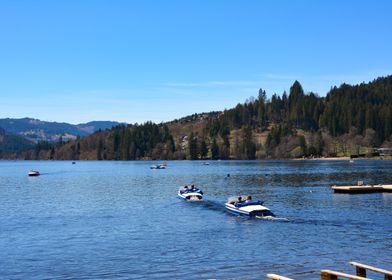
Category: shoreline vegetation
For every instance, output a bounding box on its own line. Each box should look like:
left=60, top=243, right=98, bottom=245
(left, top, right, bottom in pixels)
left=2, top=156, right=392, bottom=161
left=2, top=157, right=392, bottom=161
left=1, top=76, right=392, bottom=161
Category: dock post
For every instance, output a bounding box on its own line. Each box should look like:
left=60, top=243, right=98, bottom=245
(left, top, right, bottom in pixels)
left=320, top=271, right=337, bottom=280
left=356, top=267, right=366, bottom=278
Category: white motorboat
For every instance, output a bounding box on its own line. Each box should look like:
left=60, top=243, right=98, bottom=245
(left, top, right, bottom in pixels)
left=28, top=170, right=40, bottom=176
left=225, top=196, right=275, bottom=218
left=178, top=186, right=203, bottom=201
left=150, top=164, right=166, bottom=169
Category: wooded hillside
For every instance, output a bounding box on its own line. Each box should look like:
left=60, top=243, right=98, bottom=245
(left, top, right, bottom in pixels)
left=7, top=75, right=392, bottom=160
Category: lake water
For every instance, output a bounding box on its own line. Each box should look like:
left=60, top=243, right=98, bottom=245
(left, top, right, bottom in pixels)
left=0, top=160, right=391, bottom=279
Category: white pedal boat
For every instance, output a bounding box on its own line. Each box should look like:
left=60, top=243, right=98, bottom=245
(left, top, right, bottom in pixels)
left=28, top=170, right=40, bottom=176
left=225, top=196, right=275, bottom=218
left=150, top=164, right=166, bottom=169
left=178, top=186, right=203, bottom=201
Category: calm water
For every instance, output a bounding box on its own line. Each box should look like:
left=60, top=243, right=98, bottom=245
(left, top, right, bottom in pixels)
left=0, top=160, right=391, bottom=279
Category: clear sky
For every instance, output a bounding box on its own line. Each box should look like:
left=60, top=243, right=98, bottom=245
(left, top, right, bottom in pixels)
left=0, top=0, right=391, bottom=124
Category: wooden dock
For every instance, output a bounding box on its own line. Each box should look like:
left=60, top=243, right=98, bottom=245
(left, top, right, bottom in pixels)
left=331, top=184, right=392, bottom=194
left=267, top=261, right=392, bottom=280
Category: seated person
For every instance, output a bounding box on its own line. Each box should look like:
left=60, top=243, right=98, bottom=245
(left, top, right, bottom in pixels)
left=245, top=195, right=252, bottom=203
left=235, top=196, right=243, bottom=206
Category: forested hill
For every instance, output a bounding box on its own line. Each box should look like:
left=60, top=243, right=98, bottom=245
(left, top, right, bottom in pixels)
left=0, top=118, right=122, bottom=143
left=10, top=75, right=392, bottom=160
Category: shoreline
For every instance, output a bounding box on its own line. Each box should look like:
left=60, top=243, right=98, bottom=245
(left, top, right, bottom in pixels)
left=1, top=156, right=392, bottom=161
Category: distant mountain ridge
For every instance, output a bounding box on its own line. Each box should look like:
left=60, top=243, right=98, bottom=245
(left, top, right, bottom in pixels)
left=0, top=118, right=123, bottom=142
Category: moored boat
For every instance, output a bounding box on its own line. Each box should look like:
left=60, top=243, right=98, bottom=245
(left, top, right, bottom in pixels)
left=28, top=170, right=40, bottom=176
left=332, top=184, right=392, bottom=193
left=178, top=185, right=203, bottom=201
left=225, top=196, right=275, bottom=218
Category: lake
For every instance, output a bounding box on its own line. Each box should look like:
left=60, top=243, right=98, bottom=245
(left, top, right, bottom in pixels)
left=0, top=160, right=391, bottom=279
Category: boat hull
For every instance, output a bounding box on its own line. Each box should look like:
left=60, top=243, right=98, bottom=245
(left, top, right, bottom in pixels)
left=225, top=204, right=252, bottom=216
left=150, top=165, right=165, bottom=169
left=178, top=192, right=203, bottom=201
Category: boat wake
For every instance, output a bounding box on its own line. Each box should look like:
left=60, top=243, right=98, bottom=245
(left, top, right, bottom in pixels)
left=178, top=196, right=290, bottom=221
left=255, top=216, right=289, bottom=221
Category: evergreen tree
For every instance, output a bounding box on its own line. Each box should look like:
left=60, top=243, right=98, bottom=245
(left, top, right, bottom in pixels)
left=97, top=138, right=103, bottom=160
left=200, top=139, right=208, bottom=159
left=210, top=138, right=219, bottom=160
left=299, top=135, right=307, bottom=156
left=288, top=80, right=305, bottom=127
left=188, top=132, right=198, bottom=160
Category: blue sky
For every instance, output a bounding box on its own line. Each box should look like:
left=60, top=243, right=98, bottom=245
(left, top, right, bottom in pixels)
left=0, top=1, right=391, bottom=124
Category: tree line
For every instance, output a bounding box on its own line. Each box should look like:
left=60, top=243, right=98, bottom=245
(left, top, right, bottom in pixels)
left=8, top=75, right=392, bottom=160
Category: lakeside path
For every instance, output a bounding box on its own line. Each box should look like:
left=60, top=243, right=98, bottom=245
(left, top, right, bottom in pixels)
left=293, top=156, right=392, bottom=160
left=293, top=157, right=350, bottom=160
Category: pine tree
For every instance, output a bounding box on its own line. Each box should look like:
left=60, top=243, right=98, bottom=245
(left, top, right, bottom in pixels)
left=200, top=139, right=208, bottom=159
left=97, top=138, right=103, bottom=160
left=299, top=135, right=307, bottom=156
left=211, top=138, right=219, bottom=160
left=188, top=132, right=198, bottom=160
left=242, top=126, right=256, bottom=159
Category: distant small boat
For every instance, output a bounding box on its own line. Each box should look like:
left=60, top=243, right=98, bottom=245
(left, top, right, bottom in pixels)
left=72, top=161, right=76, bottom=164
left=150, top=164, right=166, bottom=169
left=28, top=170, right=40, bottom=176
left=349, top=160, right=354, bottom=163
left=203, top=162, right=210, bottom=165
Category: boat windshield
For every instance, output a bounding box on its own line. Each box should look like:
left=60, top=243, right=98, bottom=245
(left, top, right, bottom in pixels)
left=227, top=196, right=262, bottom=205
left=227, top=195, right=248, bottom=204
left=179, top=186, right=203, bottom=195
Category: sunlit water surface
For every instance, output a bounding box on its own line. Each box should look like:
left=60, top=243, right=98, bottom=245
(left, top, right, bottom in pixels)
left=0, top=160, right=391, bottom=279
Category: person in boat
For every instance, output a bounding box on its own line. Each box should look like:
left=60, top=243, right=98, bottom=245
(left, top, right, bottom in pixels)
left=181, top=185, right=188, bottom=193
left=245, top=195, right=252, bottom=203
left=235, top=196, right=243, bottom=206
left=190, top=185, right=196, bottom=191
